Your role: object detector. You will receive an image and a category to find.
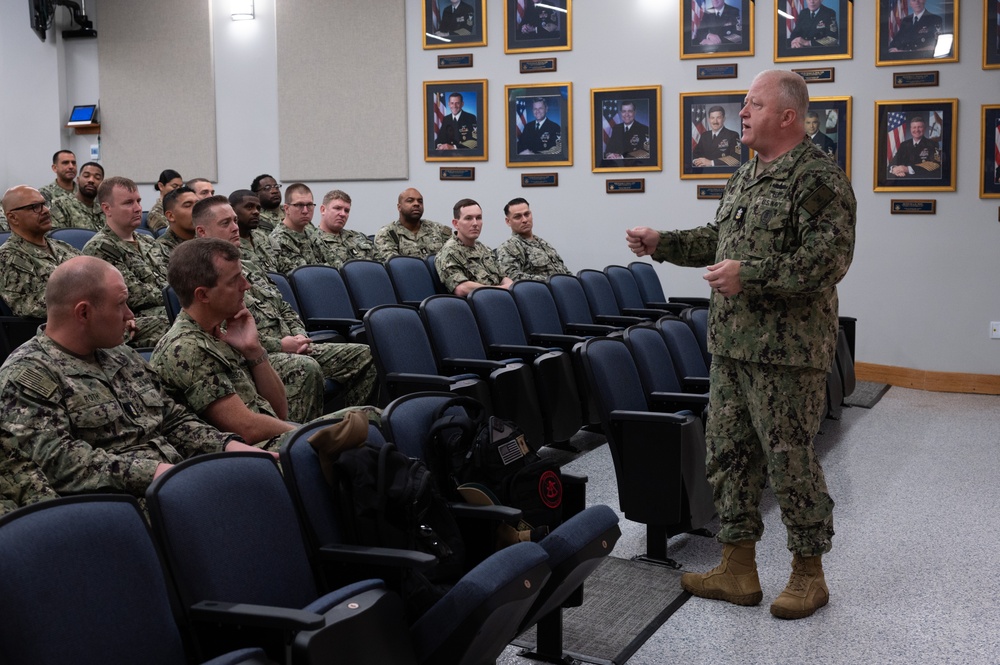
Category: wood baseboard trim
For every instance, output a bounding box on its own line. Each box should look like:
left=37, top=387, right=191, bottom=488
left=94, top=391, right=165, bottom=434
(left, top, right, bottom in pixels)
left=855, top=362, right=1000, bottom=395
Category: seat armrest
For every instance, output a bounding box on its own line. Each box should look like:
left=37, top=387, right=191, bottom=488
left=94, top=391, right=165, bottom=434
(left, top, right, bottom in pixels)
left=318, top=543, right=436, bottom=570
left=386, top=372, right=478, bottom=395
left=649, top=391, right=709, bottom=412
left=622, top=307, right=675, bottom=320
left=449, top=502, right=523, bottom=522
left=564, top=322, right=621, bottom=336
left=682, top=376, right=710, bottom=392
left=487, top=343, right=552, bottom=362
left=609, top=409, right=689, bottom=425
left=527, top=332, right=586, bottom=350
left=640, top=302, right=690, bottom=315
left=305, top=317, right=363, bottom=336
left=191, top=601, right=325, bottom=631
left=440, top=357, right=510, bottom=378
left=307, top=331, right=346, bottom=344
left=594, top=314, right=645, bottom=326
left=668, top=296, right=711, bottom=307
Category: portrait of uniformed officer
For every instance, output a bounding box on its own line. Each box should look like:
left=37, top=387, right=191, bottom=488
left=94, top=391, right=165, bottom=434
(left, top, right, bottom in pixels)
left=436, top=92, right=478, bottom=150
left=888, top=114, right=942, bottom=179
left=604, top=101, right=651, bottom=160
left=887, top=0, right=943, bottom=54
left=436, top=0, right=475, bottom=36
left=692, top=105, right=741, bottom=168
left=691, top=0, right=742, bottom=48
left=788, top=0, right=838, bottom=48
left=806, top=110, right=837, bottom=157
left=517, top=98, right=562, bottom=155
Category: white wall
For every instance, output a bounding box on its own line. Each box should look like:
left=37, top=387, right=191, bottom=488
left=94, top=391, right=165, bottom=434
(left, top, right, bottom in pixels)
left=1, top=0, right=997, bottom=376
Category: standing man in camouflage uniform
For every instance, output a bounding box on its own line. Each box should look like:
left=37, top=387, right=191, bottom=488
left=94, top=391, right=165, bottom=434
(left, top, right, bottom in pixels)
left=49, top=161, right=105, bottom=231
left=251, top=174, right=283, bottom=233
left=316, top=189, right=376, bottom=268
left=436, top=198, right=513, bottom=296
left=39, top=150, right=78, bottom=204
left=373, top=188, right=453, bottom=261
left=627, top=70, right=856, bottom=620
left=231, top=189, right=278, bottom=273
left=83, top=177, right=169, bottom=348
left=0, top=256, right=268, bottom=502
left=0, top=186, right=80, bottom=318
left=495, top=198, right=571, bottom=282
left=193, top=196, right=377, bottom=416
left=153, top=185, right=198, bottom=264
left=152, top=239, right=298, bottom=448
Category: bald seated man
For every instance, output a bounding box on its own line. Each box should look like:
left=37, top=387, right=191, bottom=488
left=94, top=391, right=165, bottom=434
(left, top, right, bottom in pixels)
left=373, top=187, right=453, bottom=261
left=0, top=255, right=269, bottom=502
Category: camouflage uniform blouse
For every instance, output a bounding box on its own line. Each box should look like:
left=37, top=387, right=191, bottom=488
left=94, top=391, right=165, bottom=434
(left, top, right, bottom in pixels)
left=153, top=228, right=187, bottom=266
left=373, top=219, right=453, bottom=262
left=652, top=138, right=856, bottom=371
left=316, top=228, right=376, bottom=269
left=0, top=234, right=80, bottom=318
left=150, top=311, right=280, bottom=420
left=48, top=197, right=105, bottom=231
left=257, top=208, right=283, bottom=234
left=270, top=224, right=328, bottom=274
left=39, top=180, right=77, bottom=205
left=435, top=237, right=506, bottom=293
left=240, top=230, right=279, bottom=274
left=145, top=198, right=168, bottom=232
left=0, top=333, right=230, bottom=497
left=495, top=234, right=571, bottom=282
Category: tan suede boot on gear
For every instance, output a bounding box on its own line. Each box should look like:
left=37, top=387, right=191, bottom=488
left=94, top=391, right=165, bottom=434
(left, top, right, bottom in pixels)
left=680, top=540, right=763, bottom=606
left=769, top=554, right=829, bottom=619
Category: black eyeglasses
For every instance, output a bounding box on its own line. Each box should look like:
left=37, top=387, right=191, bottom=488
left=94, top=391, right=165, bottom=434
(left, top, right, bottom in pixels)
left=287, top=202, right=316, bottom=210
left=7, top=201, right=48, bottom=214
left=260, top=184, right=282, bottom=192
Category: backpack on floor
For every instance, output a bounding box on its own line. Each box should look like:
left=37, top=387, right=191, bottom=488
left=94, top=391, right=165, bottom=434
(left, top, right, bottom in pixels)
left=425, top=396, right=563, bottom=539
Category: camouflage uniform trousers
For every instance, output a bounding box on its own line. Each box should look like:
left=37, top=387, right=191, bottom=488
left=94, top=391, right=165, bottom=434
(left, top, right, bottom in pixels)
left=307, top=342, right=378, bottom=408
left=268, top=351, right=325, bottom=424
left=706, top=355, right=833, bottom=557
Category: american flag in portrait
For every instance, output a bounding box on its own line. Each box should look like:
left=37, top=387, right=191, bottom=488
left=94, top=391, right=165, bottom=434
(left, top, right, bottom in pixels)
left=602, top=100, right=620, bottom=150
left=691, top=105, right=707, bottom=152
left=784, top=0, right=804, bottom=39
left=886, top=110, right=908, bottom=162
left=433, top=92, right=448, bottom=136
left=515, top=98, right=528, bottom=138
left=691, top=0, right=704, bottom=40
left=431, top=0, right=440, bottom=32
left=887, top=0, right=909, bottom=42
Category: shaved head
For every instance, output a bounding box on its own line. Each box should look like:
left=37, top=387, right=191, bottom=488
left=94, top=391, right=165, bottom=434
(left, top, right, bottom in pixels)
left=1, top=185, right=38, bottom=215
left=45, top=256, right=119, bottom=312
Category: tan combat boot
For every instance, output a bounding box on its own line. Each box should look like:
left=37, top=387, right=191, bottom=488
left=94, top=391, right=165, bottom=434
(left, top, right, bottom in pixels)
left=769, top=554, right=829, bottom=619
left=680, top=540, right=763, bottom=606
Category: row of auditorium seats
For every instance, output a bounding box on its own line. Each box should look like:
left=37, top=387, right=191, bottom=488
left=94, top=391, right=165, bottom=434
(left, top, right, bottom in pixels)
left=0, top=403, right=622, bottom=665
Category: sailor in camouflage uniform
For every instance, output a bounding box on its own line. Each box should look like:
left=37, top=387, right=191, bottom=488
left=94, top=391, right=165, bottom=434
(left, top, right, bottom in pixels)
left=49, top=161, right=105, bottom=231
left=231, top=190, right=279, bottom=274
left=153, top=185, right=198, bottom=265
left=270, top=183, right=331, bottom=274
left=145, top=170, right=184, bottom=233
left=373, top=188, right=453, bottom=261
left=0, top=256, right=265, bottom=502
left=316, top=190, right=376, bottom=268
left=495, top=198, right=570, bottom=282
left=151, top=239, right=303, bottom=448
left=38, top=150, right=78, bottom=205
left=628, top=70, right=856, bottom=621
left=251, top=174, right=284, bottom=233
left=83, top=177, right=169, bottom=348
left=0, top=186, right=81, bottom=319
left=193, top=197, right=377, bottom=416
left=436, top=198, right=513, bottom=296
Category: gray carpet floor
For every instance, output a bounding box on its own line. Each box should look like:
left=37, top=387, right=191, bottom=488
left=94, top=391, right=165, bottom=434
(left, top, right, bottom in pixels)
left=500, top=387, right=1000, bottom=664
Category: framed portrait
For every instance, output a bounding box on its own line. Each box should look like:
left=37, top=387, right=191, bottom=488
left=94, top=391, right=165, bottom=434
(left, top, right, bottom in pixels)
left=681, top=0, right=754, bottom=59
left=679, top=91, right=749, bottom=179
left=807, top=96, right=852, bottom=178
left=424, top=80, right=488, bottom=162
left=505, top=83, right=572, bottom=167
left=775, top=0, right=853, bottom=62
left=876, top=0, right=958, bottom=66
left=591, top=86, right=662, bottom=173
left=874, top=99, right=957, bottom=192
left=980, top=105, right=1000, bottom=198
left=985, top=0, right=1000, bottom=69
left=423, top=0, right=487, bottom=49
left=504, top=0, right=572, bottom=54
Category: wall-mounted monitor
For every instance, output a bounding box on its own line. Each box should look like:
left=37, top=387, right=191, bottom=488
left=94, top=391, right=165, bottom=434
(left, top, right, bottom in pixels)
left=67, top=104, right=98, bottom=126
